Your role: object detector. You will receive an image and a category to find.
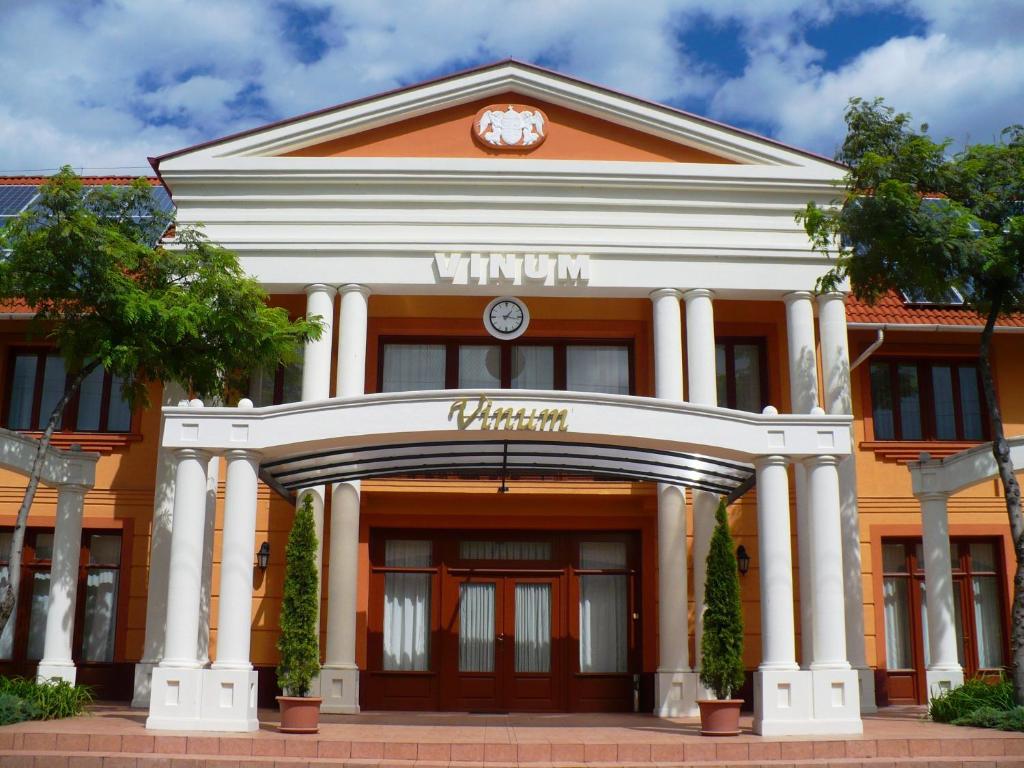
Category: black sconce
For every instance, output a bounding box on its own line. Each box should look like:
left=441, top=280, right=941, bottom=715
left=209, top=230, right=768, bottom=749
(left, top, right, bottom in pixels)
left=256, top=541, right=270, bottom=571
left=736, top=544, right=751, bottom=576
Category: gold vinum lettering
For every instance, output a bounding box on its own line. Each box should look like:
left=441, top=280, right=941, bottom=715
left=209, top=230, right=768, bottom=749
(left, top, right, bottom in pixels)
left=448, top=395, right=569, bottom=432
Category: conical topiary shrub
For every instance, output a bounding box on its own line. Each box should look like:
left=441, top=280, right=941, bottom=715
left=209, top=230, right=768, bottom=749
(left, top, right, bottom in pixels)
left=277, top=493, right=320, bottom=698
left=699, top=498, right=745, bottom=700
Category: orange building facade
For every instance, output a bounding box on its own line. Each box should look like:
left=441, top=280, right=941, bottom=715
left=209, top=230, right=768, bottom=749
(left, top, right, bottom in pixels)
left=0, top=62, right=1015, bottom=734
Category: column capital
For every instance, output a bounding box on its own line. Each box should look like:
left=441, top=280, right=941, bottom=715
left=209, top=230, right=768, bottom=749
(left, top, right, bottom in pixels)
left=682, top=288, right=715, bottom=303
left=649, top=288, right=682, bottom=302
left=816, top=291, right=847, bottom=306
left=755, top=454, right=787, bottom=471
left=783, top=290, right=814, bottom=306
left=304, top=283, right=337, bottom=298
left=223, top=448, right=261, bottom=463
left=915, top=489, right=950, bottom=504
left=804, top=454, right=839, bottom=469
left=175, top=447, right=213, bottom=463
left=55, top=482, right=90, bottom=496
left=338, top=283, right=371, bottom=298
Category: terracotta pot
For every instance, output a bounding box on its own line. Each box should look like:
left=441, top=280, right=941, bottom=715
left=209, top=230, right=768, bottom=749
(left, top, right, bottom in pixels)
left=277, top=696, right=322, bottom=734
left=697, top=698, right=743, bottom=736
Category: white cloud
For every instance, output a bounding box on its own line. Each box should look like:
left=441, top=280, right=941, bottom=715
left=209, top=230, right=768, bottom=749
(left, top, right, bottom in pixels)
left=0, top=0, right=1019, bottom=173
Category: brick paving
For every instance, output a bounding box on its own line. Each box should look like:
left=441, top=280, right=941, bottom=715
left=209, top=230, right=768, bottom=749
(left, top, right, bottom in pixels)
left=1, top=704, right=1023, bottom=767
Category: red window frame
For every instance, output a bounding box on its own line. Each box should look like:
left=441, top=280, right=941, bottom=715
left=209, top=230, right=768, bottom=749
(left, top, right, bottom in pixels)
left=714, top=337, right=769, bottom=411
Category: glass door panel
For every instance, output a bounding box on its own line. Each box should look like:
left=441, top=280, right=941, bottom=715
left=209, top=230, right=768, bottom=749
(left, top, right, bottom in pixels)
left=459, top=582, right=496, bottom=673
left=514, top=583, right=550, bottom=673
left=26, top=571, right=50, bottom=660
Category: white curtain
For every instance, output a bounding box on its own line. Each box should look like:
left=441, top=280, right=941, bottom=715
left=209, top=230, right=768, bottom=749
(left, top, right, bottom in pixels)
left=580, top=541, right=626, bottom=569
left=0, top=566, right=12, bottom=659
left=81, top=570, right=118, bottom=662
left=883, top=576, right=912, bottom=669
left=511, top=346, right=554, bottom=389
left=580, top=576, right=627, bottom=673
left=383, top=540, right=432, bottom=671
left=973, top=576, right=1004, bottom=668
left=382, top=344, right=446, bottom=392
left=26, top=572, right=50, bottom=661
left=515, top=583, right=550, bottom=673
left=460, top=541, right=551, bottom=560
left=458, top=346, right=501, bottom=388
left=459, top=583, right=495, bottom=672
left=566, top=346, right=629, bottom=394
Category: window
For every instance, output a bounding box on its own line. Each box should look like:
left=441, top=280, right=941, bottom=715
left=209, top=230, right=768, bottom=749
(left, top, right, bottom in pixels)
left=381, top=540, right=432, bottom=671
left=0, top=529, right=121, bottom=664
left=4, top=351, right=133, bottom=433
left=869, top=359, right=986, bottom=441
left=715, top=339, right=767, bottom=412
left=578, top=541, right=629, bottom=674
left=248, top=351, right=304, bottom=407
left=378, top=339, right=633, bottom=394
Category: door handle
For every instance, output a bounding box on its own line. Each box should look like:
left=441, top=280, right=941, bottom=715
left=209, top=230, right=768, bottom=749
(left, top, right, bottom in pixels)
left=496, top=634, right=505, bottom=643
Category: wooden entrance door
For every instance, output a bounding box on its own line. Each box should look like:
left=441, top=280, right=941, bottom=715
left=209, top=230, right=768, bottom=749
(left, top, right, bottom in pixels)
left=442, top=574, right=561, bottom=711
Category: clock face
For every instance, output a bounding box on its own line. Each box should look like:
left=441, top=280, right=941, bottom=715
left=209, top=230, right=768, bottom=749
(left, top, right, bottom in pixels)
left=483, top=297, right=530, bottom=340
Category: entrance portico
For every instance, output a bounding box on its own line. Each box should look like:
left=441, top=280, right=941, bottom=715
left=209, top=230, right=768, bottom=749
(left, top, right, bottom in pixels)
left=144, top=387, right=860, bottom=735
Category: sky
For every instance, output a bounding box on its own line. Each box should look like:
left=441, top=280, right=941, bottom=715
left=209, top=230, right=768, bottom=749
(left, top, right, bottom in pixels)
left=0, top=0, right=1021, bottom=175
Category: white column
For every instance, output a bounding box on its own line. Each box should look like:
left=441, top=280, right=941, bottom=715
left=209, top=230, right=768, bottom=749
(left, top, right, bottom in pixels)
left=322, top=284, right=370, bottom=714
left=201, top=435, right=261, bottom=732
left=300, top=284, right=336, bottom=633
left=649, top=288, right=697, bottom=716
left=918, top=490, right=965, bottom=699
left=805, top=453, right=862, bottom=732
left=785, top=291, right=818, bottom=669
left=818, top=292, right=876, bottom=711
left=36, top=483, right=87, bottom=685
left=682, top=288, right=719, bottom=688
left=197, top=455, right=219, bottom=666
left=147, top=434, right=213, bottom=730
left=753, top=453, right=813, bottom=735
left=132, top=382, right=187, bottom=707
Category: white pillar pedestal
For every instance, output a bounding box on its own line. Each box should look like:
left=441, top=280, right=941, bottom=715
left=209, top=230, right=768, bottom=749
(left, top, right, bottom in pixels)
left=199, top=669, right=259, bottom=732
left=37, top=483, right=87, bottom=685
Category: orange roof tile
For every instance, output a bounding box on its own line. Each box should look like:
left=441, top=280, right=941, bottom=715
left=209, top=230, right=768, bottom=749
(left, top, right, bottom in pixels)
left=846, top=292, right=1024, bottom=328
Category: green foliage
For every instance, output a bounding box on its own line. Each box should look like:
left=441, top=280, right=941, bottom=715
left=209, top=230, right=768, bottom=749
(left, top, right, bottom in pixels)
left=950, top=705, right=1024, bottom=731
left=0, top=693, right=41, bottom=725
left=0, top=166, right=322, bottom=405
left=0, top=676, right=92, bottom=720
left=798, top=98, right=1024, bottom=321
left=699, top=499, right=745, bottom=700
left=929, top=677, right=1014, bottom=723
left=277, top=493, right=321, bottom=697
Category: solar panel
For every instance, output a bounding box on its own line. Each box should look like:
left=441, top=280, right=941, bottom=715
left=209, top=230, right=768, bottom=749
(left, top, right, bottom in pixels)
left=0, top=186, right=39, bottom=217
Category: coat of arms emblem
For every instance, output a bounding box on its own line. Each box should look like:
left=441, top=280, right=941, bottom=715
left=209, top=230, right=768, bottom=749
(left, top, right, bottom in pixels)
left=472, top=104, right=548, bottom=150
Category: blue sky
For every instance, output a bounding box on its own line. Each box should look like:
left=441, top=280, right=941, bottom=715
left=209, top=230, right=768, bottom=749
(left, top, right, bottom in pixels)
left=0, top=0, right=1021, bottom=174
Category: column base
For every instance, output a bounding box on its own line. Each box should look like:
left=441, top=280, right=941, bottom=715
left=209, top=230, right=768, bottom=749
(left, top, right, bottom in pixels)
left=319, top=665, right=360, bottom=714
left=809, top=667, right=863, bottom=734
left=653, top=669, right=699, bottom=718
left=200, top=668, right=259, bottom=732
left=926, top=667, right=965, bottom=702
left=147, top=667, right=259, bottom=732
left=36, top=661, right=76, bottom=686
left=131, top=661, right=157, bottom=708
left=753, top=668, right=813, bottom=736
left=857, top=666, right=878, bottom=713
left=147, top=666, right=204, bottom=730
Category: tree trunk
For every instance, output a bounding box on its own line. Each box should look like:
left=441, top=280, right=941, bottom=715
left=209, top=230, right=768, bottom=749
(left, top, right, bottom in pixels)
left=978, top=294, right=1024, bottom=706
left=0, top=360, right=101, bottom=639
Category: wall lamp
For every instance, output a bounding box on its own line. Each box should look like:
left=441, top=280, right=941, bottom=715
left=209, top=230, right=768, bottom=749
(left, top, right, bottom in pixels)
left=256, top=541, right=271, bottom=571
left=736, top=544, right=751, bottom=576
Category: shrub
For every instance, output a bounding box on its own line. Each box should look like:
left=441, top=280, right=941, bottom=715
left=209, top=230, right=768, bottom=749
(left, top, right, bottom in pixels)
left=0, top=693, right=41, bottom=725
left=929, top=677, right=1014, bottom=724
left=0, top=677, right=92, bottom=721
left=699, top=499, right=745, bottom=700
left=952, top=705, right=1024, bottom=732
left=276, top=493, right=321, bottom=697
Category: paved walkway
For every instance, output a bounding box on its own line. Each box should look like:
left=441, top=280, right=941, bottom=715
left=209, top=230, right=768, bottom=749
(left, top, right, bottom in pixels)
left=2, top=704, right=1024, bottom=766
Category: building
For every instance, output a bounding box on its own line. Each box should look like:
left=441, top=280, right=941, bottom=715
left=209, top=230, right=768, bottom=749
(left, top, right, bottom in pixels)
left=0, top=61, right=1015, bottom=736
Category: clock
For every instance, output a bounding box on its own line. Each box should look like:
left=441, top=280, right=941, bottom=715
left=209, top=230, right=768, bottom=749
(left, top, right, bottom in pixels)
left=483, top=296, right=530, bottom=340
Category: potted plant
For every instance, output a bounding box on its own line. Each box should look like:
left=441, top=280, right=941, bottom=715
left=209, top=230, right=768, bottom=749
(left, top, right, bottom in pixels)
left=276, top=493, right=322, bottom=733
left=697, top=498, right=745, bottom=736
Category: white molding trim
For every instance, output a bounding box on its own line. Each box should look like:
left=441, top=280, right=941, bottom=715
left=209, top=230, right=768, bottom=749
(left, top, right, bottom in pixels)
left=910, top=436, right=1024, bottom=496
left=0, top=427, right=98, bottom=488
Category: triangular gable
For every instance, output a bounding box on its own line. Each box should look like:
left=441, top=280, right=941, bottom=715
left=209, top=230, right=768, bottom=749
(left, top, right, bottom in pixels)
left=281, top=91, right=736, bottom=163
left=156, top=60, right=842, bottom=170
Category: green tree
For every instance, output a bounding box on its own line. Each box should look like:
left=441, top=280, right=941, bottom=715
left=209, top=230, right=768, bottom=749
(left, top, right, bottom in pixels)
left=0, top=166, right=321, bottom=640
left=799, top=99, right=1024, bottom=703
left=700, top=499, right=745, bottom=700
left=277, top=493, right=320, bottom=697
